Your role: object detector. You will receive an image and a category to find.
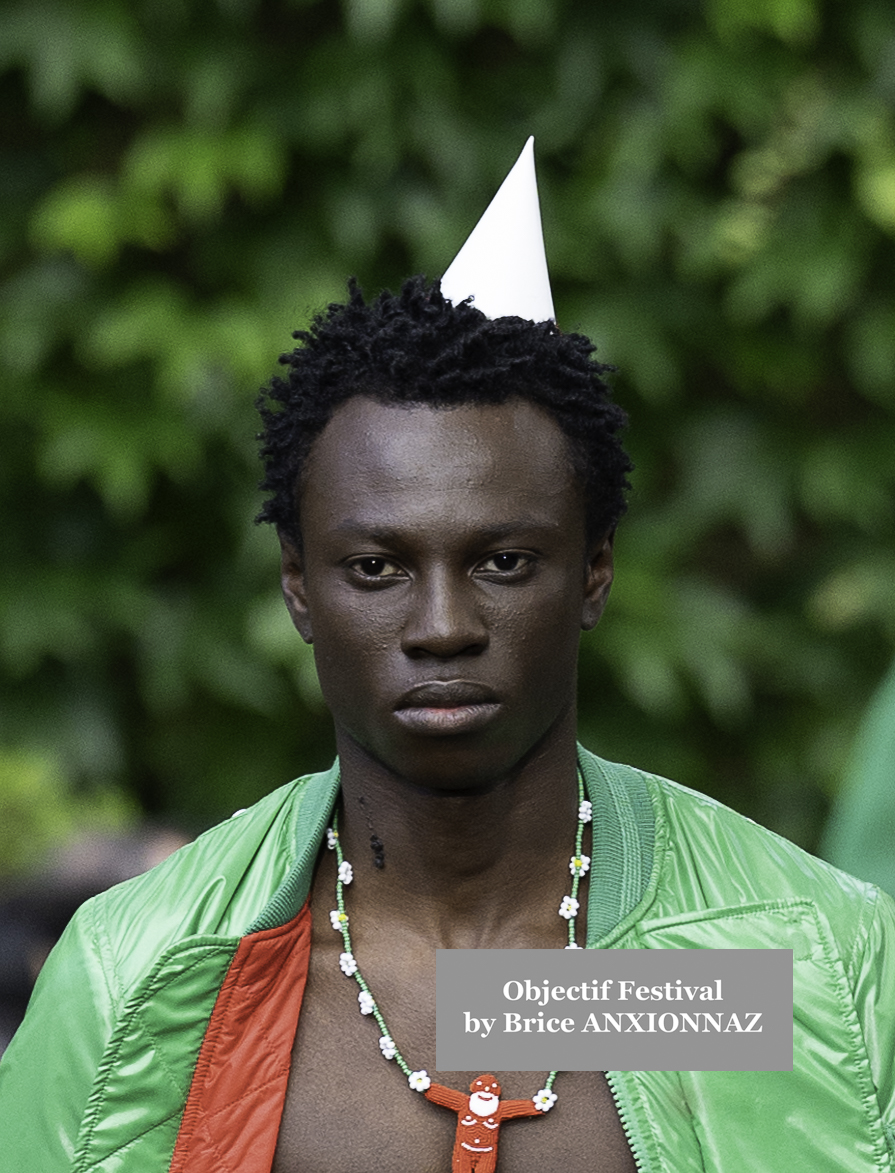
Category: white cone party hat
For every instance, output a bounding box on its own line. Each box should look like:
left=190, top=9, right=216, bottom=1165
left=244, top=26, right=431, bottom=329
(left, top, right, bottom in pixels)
left=440, top=136, right=555, bottom=323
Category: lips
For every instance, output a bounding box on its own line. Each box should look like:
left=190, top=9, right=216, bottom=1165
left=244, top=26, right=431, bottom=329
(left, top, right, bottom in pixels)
left=396, top=681, right=498, bottom=709
left=394, top=681, right=500, bottom=735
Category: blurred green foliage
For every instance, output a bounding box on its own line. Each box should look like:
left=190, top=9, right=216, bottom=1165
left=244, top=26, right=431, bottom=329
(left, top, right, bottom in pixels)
left=1, top=0, right=894, bottom=867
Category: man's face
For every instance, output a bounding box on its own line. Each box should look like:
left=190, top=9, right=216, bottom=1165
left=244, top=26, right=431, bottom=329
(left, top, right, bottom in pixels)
left=281, top=397, right=613, bottom=791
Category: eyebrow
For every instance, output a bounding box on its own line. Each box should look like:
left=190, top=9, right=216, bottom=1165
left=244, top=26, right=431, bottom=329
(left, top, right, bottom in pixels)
left=330, top=518, right=563, bottom=543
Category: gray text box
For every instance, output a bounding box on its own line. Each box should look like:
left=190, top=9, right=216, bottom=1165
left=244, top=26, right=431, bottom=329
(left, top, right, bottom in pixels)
left=435, top=949, right=792, bottom=1071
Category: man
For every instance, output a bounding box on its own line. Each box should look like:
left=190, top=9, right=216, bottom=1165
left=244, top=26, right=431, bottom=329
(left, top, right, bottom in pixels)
left=1, top=143, right=894, bottom=1173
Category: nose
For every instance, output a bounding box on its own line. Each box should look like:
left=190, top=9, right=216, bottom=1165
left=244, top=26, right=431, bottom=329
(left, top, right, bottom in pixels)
left=400, top=569, right=488, bottom=659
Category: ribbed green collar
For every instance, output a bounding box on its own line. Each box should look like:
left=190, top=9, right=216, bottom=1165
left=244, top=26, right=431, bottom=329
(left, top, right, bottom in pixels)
left=578, top=749, right=656, bottom=945
left=247, top=759, right=341, bottom=933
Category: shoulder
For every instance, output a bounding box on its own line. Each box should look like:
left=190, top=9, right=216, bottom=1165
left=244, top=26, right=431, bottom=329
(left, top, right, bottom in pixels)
left=653, top=767, right=875, bottom=904
left=63, top=763, right=339, bottom=1000
left=581, top=748, right=892, bottom=961
left=0, top=769, right=336, bottom=1170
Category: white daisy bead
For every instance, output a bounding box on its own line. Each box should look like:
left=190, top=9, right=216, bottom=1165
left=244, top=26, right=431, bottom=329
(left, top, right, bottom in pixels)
left=338, top=860, right=354, bottom=885
left=408, top=1070, right=431, bottom=1092
left=533, top=1088, right=558, bottom=1112
left=379, top=1035, right=397, bottom=1059
left=559, top=895, right=579, bottom=920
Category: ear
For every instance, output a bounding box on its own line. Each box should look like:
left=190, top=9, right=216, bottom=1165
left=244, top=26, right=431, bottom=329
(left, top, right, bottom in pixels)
left=581, top=530, right=615, bottom=631
left=279, top=531, right=313, bottom=644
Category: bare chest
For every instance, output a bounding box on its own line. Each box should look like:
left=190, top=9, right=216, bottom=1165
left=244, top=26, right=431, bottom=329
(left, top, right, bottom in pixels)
left=271, top=934, right=637, bottom=1173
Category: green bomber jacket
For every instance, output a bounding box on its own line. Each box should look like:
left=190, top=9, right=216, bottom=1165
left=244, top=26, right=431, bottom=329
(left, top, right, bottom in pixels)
left=1, top=749, right=894, bottom=1171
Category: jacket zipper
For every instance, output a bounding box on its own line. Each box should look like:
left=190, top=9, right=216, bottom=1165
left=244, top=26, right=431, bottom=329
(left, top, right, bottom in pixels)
left=605, top=1071, right=652, bottom=1172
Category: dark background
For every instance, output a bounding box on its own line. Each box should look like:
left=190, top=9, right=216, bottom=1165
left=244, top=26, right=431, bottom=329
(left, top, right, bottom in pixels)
left=2, top=0, right=894, bottom=879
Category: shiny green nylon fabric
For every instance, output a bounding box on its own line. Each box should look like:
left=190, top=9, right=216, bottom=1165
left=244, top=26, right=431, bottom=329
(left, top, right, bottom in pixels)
left=1, top=750, right=893, bottom=1172
left=0, top=762, right=339, bottom=1172
left=590, top=756, right=895, bottom=1172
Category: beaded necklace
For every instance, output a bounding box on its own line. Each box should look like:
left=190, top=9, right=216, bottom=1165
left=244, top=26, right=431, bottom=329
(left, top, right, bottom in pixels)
left=326, top=775, right=593, bottom=1166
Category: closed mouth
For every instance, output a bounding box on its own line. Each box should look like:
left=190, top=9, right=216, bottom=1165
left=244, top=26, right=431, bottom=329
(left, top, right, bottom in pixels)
left=393, top=681, right=500, bottom=736
left=394, top=681, right=498, bottom=710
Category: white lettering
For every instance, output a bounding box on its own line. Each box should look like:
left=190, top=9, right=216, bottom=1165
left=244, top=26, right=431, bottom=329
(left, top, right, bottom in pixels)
left=463, top=1012, right=495, bottom=1038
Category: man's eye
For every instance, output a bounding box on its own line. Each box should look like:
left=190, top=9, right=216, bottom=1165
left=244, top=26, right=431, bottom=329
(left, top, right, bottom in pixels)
left=349, top=556, right=403, bottom=579
left=478, top=552, right=530, bottom=574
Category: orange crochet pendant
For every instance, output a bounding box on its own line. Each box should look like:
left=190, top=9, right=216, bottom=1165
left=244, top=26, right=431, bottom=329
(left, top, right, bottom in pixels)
left=425, top=1074, right=546, bottom=1173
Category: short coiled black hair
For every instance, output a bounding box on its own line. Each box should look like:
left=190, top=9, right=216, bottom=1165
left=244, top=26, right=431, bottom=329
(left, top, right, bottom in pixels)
left=256, top=276, right=632, bottom=548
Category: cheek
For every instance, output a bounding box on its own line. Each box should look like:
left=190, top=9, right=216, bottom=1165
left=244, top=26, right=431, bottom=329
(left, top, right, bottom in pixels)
left=305, top=595, right=402, bottom=685
left=498, top=583, right=584, bottom=655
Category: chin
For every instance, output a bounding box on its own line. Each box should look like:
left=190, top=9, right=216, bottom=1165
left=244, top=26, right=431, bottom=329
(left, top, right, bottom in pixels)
left=382, top=735, right=544, bottom=796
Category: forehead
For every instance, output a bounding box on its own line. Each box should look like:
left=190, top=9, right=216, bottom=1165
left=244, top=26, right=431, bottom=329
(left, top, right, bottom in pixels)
left=300, top=397, right=581, bottom=536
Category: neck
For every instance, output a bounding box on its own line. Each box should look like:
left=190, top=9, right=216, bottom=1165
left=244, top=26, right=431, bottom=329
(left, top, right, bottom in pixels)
left=331, top=715, right=584, bottom=948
